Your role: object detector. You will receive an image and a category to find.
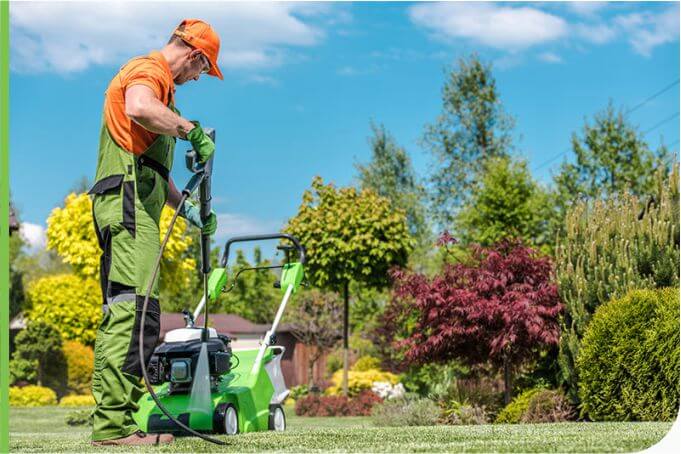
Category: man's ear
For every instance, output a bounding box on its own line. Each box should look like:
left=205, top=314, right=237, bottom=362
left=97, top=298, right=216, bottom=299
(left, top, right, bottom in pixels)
left=189, top=49, right=203, bottom=61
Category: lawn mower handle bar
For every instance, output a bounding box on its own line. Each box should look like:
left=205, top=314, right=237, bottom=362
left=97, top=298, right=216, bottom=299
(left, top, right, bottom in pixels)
left=183, top=128, right=215, bottom=275
left=220, top=233, right=306, bottom=268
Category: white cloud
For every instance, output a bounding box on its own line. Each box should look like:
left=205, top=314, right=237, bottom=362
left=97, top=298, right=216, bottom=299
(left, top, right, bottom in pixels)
left=567, top=2, right=608, bottom=18
left=573, top=22, right=617, bottom=44
left=10, top=1, right=339, bottom=74
left=538, top=52, right=563, bottom=64
left=338, top=66, right=359, bottom=76
left=20, top=222, right=46, bottom=252
left=614, top=4, right=680, bottom=56
left=214, top=213, right=282, bottom=241
left=409, top=2, right=568, bottom=51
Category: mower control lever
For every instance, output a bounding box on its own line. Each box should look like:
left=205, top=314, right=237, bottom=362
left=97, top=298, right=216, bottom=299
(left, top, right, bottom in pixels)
left=182, top=309, right=195, bottom=328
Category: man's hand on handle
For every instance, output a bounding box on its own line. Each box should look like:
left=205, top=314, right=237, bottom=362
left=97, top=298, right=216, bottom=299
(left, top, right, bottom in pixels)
left=179, top=200, right=217, bottom=236
left=186, top=122, right=215, bottom=163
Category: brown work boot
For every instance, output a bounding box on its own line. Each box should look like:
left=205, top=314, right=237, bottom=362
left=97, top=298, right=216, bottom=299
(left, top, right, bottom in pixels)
left=91, top=431, right=174, bottom=446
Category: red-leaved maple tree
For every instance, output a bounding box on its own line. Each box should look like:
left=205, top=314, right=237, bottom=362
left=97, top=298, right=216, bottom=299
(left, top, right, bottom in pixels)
left=378, top=237, right=562, bottom=403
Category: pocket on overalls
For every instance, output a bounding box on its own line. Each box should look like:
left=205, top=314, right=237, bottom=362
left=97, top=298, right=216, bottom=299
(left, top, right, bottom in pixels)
left=93, top=308, right=112, bottom=372
left=90, top=174, right=127, bottom=239
left=136, top=165, right=157, bottom=203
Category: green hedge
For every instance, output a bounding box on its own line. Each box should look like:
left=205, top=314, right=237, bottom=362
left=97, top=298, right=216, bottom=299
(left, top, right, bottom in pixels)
left=577, top=288, right=680, bottom=421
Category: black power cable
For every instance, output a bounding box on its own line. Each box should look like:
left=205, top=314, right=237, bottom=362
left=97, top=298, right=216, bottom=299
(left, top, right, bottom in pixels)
left=138, top=192, right=227, bottom=445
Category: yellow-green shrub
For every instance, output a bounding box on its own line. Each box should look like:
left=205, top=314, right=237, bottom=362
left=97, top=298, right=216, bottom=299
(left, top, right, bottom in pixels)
left=352, top=356, right=381, bottom=372
left=326, top=368, right=398, bottom=396
left=577, top=288, right=679, bottom=421
left=495, top=388, right=543, bottom=423
left=59, top=394, right=95, bottom=407
left=9, top=386, right=58, bottom=407
left=64, top=341, right=94, bottom=395
left=26, top=274, right=101, bottom=346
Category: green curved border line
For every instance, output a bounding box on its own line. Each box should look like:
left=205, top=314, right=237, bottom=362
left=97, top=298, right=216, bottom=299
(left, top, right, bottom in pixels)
left=0, top=0, right=9, bottom=451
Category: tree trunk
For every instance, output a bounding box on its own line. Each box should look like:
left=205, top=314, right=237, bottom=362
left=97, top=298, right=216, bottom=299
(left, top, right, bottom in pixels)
left=503, top=354, right=512, bottom=405
left=342, top=281, right=349, bottom=397
left=308, top=357, right=315, bottom=388
left=308, top=348, right=322, bottom=389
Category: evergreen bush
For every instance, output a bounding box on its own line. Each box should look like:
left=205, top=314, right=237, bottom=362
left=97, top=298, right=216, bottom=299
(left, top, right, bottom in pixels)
left=577, top=288, right=679, bottom=421
left=556, top=166, right=679, bottom=401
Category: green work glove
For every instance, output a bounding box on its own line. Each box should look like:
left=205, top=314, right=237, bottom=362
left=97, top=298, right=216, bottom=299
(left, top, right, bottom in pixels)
left=186, top=121, right=215, bottom=163
left=179, top=200, right=217, bottom=236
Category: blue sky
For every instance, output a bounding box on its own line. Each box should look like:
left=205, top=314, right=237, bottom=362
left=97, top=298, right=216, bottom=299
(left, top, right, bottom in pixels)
left=9, top=1, right=680, bottom=258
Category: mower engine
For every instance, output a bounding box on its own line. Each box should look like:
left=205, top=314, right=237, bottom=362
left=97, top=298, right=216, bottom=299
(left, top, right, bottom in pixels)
left=146, top=328, right=232, bottom=394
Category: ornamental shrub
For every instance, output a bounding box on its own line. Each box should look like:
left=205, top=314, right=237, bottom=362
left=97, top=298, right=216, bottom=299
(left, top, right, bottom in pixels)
left=63, top=341, right=94, bottom=395
left=294, top=390, right=382, bottom=417
left=59, top=394, right=95, bottom=407
left=557, top=166, right=679, bottom=401
left=352, top=356, right=381, bottom=372
left=288, top=385, right=309, bottom=401
left=10, top=320, right=67, bottom=394
left=494, top=388, right=544, bottom=424
left=577, top=288, right=680, bottom=421
left=26, top=274, right=101, bottom=346
left=65, top=409, right=93, bottom=426
left=372, top=398, right=440, bottom=427
left=379, top=238, right=562, bottom=404
left=442, top=401, right=489, bottom=425
left=325, top=368, right=399, bottom=397
left=9, top=386, right=58, bottom=407
left=520, top=389, right=575, bottom=423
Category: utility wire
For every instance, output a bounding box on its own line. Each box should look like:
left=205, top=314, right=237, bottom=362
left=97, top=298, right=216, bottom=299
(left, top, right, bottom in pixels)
left=624, top=79, right=679, bottom=116
left=642, top=112, right=679, bottom=135
left=532, top=79, right=680, bottom=173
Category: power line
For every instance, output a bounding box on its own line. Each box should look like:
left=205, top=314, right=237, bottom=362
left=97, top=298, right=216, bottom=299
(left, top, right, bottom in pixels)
left=624, top=79, right=680, bottom=116
left=642, top=112, right=679, bottom=135
left=532, top=79, right=680, bottom=173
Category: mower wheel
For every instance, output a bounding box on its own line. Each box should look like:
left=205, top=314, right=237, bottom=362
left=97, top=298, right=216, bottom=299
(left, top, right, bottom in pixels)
left=214, top=403, right=239, bottom=435
left=268, top=404, right=286, bottom=431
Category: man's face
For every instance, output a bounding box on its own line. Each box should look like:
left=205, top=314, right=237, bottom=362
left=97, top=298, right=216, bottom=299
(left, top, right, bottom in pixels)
left=175, top=50, right=211, bottom=85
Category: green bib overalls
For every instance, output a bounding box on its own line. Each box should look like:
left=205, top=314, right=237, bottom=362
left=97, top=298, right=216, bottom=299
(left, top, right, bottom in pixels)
left=89, top=99, right=176, bottom=440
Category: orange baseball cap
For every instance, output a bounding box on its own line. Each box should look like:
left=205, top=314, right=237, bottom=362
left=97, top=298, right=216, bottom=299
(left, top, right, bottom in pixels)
left=173, top=19, right=223, bottom=80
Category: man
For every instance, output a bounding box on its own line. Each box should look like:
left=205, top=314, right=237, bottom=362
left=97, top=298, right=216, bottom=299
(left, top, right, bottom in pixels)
left=88, top=19, right=222, bottom=446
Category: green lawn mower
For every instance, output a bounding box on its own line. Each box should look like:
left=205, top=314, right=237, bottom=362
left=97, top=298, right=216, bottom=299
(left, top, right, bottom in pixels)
left=134, top=131, right=305, bottom=444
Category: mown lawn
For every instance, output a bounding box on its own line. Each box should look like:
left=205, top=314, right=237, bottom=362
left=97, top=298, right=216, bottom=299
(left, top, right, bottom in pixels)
left=10, top=406, right=672, bottom=453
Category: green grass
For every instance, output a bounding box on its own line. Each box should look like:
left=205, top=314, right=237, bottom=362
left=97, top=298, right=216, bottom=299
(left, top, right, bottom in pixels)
left=10, top=406, right=672, bottom=453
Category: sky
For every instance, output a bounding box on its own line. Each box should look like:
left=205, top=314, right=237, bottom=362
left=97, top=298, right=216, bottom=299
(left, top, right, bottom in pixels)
left=9, top=1, right=680, bottom=259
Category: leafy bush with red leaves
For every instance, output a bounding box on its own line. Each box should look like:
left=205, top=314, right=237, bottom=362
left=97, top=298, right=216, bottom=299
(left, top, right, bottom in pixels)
left=377, top=238, right=562, bottom=401
left=295, top=390, right=382, bottom=417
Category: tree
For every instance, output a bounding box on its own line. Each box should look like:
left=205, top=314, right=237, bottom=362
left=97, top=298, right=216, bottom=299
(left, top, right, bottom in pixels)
left=285, top=176, right=413, bottom=395
left=556, top=165, right=679, bottom=402
left=356, top=123, right=428, bottom=244
left=552, top=102, right=673, bottom=235
left=287, top=289, right=343, bottom=386
left=423, top=53, right=513, bottom=228
left=217, top=248, right=281, bottom=323
left=458, top=157, right=552, bottom=252
left=45, top=192, right=196, bottom=308
left=26, top=274, right=102, bottom=346
left=9, top=209, right=26, bottom=319
left=380, top=238, right=562, bottom=404
left=10, top=320, right=67, bottom=395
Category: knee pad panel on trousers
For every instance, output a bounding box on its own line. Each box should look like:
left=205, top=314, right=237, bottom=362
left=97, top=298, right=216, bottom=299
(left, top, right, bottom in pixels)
left=121, top=296, right=161, bottom=377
